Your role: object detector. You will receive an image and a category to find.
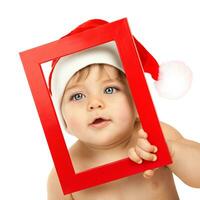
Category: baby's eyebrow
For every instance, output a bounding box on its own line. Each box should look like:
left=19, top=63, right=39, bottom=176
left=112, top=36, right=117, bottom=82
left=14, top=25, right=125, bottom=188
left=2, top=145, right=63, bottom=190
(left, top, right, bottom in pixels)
left=65, top=79, right=123, bottom=93
left=65, top=84, right=83, bottom=93
left=102, top=78, right=117, bottom=82
left=102, top=78, right=123, bottom=84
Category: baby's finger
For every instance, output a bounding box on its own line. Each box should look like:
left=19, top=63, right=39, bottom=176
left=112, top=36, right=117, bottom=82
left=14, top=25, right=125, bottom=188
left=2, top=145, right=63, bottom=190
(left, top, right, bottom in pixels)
left=128, top=147, right=143, bottom=164
left=138, top=129, right=148, bottom=138
left=143, top=170, right=154, bottom=179
left=137, top=138, right=158, bottom=153
left=143, top=168, right=159, bottom=179
left=135, top=145, right=157, bottom=162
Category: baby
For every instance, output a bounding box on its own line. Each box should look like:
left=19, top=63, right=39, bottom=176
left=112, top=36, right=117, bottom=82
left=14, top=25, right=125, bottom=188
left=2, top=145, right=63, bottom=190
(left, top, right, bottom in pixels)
left=46, top=18, right=200, bottom=199
left=47, top=41, right=200, bottom=200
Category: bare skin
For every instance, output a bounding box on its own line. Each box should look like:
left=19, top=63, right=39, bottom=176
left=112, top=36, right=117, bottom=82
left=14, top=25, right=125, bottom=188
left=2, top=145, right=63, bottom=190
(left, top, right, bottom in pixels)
left=47, top=64, right=200, bottom=200
left=48, top=121, right=179, bottom=200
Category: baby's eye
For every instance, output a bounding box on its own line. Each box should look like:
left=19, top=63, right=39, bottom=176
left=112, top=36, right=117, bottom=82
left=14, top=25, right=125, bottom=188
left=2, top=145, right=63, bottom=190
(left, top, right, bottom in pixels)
left=104, top=87, right=119, bottom=94
left=70, top=93, right=85, bottom=101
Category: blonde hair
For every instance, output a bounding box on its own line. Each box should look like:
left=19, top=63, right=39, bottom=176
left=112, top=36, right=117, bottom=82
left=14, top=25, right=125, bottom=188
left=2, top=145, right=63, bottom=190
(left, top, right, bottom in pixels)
left=65, top=63, right=127, bottom=89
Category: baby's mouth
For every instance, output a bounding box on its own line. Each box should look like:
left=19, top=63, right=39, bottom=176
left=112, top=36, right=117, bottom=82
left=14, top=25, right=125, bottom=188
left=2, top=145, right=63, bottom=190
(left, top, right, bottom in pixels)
left=89, top=118, right=111, bottom=128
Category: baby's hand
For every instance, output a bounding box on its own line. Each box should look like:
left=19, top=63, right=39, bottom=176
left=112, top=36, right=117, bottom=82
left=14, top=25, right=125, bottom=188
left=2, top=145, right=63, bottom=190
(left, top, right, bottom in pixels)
left=128, top=129, right=158, bottom=179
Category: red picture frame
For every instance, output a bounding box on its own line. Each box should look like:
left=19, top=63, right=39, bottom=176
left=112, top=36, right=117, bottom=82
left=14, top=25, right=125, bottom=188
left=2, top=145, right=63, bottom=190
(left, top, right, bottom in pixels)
left=19, top=18, right=172, bottom=194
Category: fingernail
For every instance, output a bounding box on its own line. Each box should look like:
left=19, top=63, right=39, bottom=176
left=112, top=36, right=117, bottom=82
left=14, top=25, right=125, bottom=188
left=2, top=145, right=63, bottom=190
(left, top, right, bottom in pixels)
left=153, top=146, right=158, bottom=153
left=153, top=155, right=157, bottom=161
left=138, top=159, right=143, bottom=164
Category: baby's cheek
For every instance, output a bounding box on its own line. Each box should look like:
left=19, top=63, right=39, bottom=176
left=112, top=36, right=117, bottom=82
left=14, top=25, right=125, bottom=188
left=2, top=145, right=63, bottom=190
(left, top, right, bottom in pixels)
left=65, top=112, right=86, bottom=135
left=65, top=115, right=79, bottom=132
left=115, top=99, right=135, bottom=121
left=118, top=108, right=131, bottom=121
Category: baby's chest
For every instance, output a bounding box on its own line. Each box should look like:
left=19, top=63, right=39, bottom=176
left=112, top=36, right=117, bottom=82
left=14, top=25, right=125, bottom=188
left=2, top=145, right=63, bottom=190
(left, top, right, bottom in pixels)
left=71, top=169, right=173, bottom=200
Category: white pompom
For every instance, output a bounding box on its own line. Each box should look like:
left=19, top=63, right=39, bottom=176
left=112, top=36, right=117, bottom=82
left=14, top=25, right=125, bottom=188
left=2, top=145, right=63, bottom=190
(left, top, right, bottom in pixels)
left=154, top=61, right=192, bottom=99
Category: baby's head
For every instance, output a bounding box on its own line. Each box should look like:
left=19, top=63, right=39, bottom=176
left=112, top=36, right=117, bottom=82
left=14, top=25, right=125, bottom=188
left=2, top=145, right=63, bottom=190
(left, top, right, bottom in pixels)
left=50, top=42, right=138, bottom=147
left=60, top=63, right=138, bottom=147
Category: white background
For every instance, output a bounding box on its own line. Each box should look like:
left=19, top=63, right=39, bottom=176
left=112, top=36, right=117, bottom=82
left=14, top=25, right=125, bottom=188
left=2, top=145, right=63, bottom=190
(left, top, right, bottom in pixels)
left=0, top=0, right=200, bottom=199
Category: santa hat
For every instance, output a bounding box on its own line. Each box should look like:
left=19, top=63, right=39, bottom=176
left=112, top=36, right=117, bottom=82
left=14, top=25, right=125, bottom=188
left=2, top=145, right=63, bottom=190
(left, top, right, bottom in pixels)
left=49, top=19, right=192, bottom=110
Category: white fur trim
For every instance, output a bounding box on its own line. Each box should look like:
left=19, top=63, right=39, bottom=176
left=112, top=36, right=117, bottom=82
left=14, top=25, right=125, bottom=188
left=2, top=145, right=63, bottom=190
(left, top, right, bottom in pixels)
left=51, top=41, right=124, bottom=107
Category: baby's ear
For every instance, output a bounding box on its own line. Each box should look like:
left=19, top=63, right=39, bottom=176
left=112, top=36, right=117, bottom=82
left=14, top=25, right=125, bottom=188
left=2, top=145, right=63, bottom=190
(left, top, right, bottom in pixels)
left=134, top=108, right=139, bottom=120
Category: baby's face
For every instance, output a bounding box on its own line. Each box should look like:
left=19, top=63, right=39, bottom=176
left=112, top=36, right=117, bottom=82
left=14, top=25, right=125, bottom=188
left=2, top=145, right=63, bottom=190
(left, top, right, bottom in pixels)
left=61, top=64, right=137, bottom=148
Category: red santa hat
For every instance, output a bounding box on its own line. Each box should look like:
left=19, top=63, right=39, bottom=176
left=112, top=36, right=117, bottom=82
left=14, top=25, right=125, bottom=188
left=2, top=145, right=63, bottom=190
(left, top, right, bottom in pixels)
left=49, top=19, right=192, bottom=108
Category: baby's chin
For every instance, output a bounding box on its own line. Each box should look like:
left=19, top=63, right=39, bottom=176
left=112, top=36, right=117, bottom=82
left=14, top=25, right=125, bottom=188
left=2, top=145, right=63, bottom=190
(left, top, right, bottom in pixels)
left=83, top=132, right=132, bottom=150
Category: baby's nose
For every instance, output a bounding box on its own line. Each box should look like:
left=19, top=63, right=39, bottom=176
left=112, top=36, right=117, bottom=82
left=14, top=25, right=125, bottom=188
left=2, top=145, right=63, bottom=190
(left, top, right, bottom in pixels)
left=89, top=104, right=102, bottom=110
left=88, top=99, right=104, bottom=111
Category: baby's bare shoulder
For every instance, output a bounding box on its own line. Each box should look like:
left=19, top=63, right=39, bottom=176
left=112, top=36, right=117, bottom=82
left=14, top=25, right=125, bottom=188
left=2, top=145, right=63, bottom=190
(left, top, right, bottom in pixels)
left=47, top=142, right=81, bottom=200
left=136, top=121, right=183, bottom=140
left=136, top=120, right=183, bottom=141
left=159, top=121, right=184, bottom=141
left=47, top=168, right=74, bottom=200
